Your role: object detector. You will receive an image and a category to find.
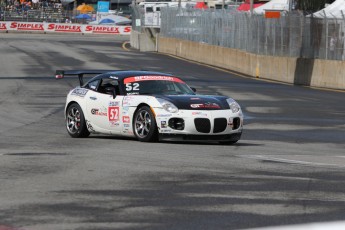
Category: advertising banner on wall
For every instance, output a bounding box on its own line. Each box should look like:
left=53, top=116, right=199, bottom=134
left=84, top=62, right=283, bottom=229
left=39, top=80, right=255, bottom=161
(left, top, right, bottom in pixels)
left=0, top=22, right=131, bottom=35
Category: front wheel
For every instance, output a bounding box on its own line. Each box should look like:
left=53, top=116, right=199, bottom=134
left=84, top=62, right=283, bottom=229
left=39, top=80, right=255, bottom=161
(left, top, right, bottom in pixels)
left=133, top=106, right=158, bottom=142
left=66, top=103, right=90, bottom=138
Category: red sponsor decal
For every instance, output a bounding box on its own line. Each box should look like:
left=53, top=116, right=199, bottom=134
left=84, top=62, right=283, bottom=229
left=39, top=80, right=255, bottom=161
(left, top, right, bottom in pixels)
left=0, top=23, right=7, bottom=30
left=10, top=22, right=44, bottom=31
left=191, top=103, right=221, bottom=109
left=47, top=24, right=82, bottom=32
left=108, top=106, right=119, bottom=121
left=124, top=76, right=184, bottom=84
left=122, top=116, right=130, bottom=123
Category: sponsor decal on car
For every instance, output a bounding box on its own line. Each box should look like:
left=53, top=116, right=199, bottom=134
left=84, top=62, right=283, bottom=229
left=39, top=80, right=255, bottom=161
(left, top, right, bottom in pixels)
left=109, top=101, right=119, bottom=106
left=122, top=107, right=130, bottom=115
left=110, top=121, right=120, bottom=127
left=71, top=88, right=88, bottom=97
left=160, top=129, right=172, bottom=133
left=123, top=130, right=133, bottom=134
left=156, top=114, right=172, bottom=118
left=126, top=92, right=139, bottom=95
left=123, top=96, right=135, bottom=106
left=91, top=108, right=107, bottom=116
left=228, top=118, right=233, bottom=127
left=108, top=106, right=119, bottom=121
left=190, top=103, right=221, bottom=109
left=124, top=76, right=184, bottom=83
left=122, top=116, right=130, bottom=123
left=161, top=121, right=167, bottom=128
left=109, top=76, right=118, bottom=79
left=192, top=112, right=208, bottom=117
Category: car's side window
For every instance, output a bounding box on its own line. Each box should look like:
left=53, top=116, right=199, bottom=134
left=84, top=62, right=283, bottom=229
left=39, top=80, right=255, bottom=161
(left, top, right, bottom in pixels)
left=87, top=80, right=100, bottom=91
left=98, top=78, right=120, bottom=95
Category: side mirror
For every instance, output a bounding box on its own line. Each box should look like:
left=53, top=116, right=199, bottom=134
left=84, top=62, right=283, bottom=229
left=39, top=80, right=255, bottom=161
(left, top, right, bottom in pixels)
left=191, top=87, right=197, bottom=92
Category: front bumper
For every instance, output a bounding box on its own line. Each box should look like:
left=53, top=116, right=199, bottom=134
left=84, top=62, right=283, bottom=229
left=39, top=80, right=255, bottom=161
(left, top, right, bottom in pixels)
left=159, top=132, right=242, bottom=142
left=154, top=108, right=243, bottom=137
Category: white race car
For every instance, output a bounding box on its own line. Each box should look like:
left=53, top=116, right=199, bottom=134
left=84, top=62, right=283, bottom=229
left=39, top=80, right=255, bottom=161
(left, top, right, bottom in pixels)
left=56, top=70, right=243, bottom=144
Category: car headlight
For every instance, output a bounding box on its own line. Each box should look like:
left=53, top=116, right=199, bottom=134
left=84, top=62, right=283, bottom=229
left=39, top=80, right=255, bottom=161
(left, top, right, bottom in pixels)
left=226, top=98, right=241, bottom=113
left=157, top=98, right=179, bottom=113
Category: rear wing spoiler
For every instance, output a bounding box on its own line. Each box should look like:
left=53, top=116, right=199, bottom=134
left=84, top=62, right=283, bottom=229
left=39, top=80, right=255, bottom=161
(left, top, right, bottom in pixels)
left=55, top=70, right=116, bottom=86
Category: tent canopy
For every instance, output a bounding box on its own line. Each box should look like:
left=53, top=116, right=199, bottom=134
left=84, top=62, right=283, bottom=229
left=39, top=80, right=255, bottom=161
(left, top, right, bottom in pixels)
left=310, top=0, right=345, bottom=19
left=89, top=15, right=131, bottom=25
left=75, top=14, right=92, bottom=19
left=194, top=2, right=208, bottom=9
left=237, top=3, right=264, bottom=11
left=99, top=18, right=115, bottom=24
left=77, top=3, right=94, bottom=13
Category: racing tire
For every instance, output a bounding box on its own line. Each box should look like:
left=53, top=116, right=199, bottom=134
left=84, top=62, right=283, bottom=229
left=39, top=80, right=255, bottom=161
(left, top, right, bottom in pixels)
left=66, top=103, right=90, bottom=138
left=133, top=106, right=158, bottom=142
left=219, top=133, right=242, bottom=145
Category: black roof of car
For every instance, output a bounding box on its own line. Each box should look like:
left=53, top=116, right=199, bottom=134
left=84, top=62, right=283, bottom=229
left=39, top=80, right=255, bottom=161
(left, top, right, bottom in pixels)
left=89, top=70, right=175, bottom=82
left=55, top=69, right=177, bottom=86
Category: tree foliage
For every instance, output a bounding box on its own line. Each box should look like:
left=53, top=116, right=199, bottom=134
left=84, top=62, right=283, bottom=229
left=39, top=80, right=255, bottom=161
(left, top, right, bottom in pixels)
left=297, top=0, right=336, bottom=12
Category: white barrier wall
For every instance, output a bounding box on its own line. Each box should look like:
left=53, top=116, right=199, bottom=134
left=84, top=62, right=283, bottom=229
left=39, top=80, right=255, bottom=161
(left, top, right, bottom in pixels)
left=0, top=21, right=131, bottom=35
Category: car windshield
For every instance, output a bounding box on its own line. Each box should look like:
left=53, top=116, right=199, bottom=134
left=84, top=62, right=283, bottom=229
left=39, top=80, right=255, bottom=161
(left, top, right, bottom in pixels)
left=124, top=76, right=195, bottom=95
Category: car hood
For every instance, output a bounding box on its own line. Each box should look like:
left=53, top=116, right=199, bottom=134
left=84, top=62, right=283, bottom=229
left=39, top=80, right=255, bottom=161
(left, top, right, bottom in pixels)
left=155, top=95, right=230, bottom=110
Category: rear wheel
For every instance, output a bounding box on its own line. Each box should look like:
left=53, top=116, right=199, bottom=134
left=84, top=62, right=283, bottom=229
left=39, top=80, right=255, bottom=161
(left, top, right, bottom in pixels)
left=133, top=106, right=158, bottom=142
left=66, top=103, right=90, bottom=138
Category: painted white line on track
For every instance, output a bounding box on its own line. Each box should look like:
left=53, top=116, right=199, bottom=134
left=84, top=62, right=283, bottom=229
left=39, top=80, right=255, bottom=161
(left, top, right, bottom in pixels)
left=239, top=155, right=345, bottom=168
left=122, top=41, right=130, bottom=51
left=246, top=221, right=345, bottom=230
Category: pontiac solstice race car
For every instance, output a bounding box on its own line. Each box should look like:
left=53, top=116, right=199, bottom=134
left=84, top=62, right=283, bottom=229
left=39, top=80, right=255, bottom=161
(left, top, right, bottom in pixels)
left=56, top=70, right=243, bottom=144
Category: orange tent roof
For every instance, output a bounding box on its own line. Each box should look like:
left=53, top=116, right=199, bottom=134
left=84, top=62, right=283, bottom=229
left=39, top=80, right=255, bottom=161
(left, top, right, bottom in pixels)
left=77, top=3, right=94, bottom=13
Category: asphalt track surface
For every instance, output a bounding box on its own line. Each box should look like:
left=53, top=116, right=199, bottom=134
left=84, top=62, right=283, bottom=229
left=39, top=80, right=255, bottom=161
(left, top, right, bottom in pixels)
left=0, top=33, right=344, bottom=230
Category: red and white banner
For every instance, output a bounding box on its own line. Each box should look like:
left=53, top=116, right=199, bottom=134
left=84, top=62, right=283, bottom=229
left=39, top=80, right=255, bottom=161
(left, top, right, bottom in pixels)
left=0, top=21, right=131, bottom=35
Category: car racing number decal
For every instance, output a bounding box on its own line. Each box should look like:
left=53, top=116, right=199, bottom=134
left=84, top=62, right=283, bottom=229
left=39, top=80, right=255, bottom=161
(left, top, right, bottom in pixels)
left=108, top=106, right=119, bottom=121
left=125, top=83, right=140, bottom=91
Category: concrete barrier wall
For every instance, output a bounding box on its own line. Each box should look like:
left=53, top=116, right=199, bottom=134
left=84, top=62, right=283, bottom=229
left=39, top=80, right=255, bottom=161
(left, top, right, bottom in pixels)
left=158, top=37, right=345, bottom=90
left=130, top=30, right=140, bottom=50
left=130, top=29, right=156, bottom=52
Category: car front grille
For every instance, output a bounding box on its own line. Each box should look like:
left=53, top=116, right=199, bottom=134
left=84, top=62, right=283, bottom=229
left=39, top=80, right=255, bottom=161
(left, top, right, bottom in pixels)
left=213, top=118, right=227, bottom=133
left=194, top=118, right=211, bottom=133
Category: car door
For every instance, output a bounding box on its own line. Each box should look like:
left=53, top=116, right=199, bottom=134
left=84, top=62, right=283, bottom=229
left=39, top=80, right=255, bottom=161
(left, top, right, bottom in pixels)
left=86, top=78, right=123, bottom=134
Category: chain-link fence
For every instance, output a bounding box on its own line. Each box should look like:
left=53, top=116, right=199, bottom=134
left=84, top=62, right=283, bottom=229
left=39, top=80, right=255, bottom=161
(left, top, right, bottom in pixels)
left=160, top=8, right=345, bottom=61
